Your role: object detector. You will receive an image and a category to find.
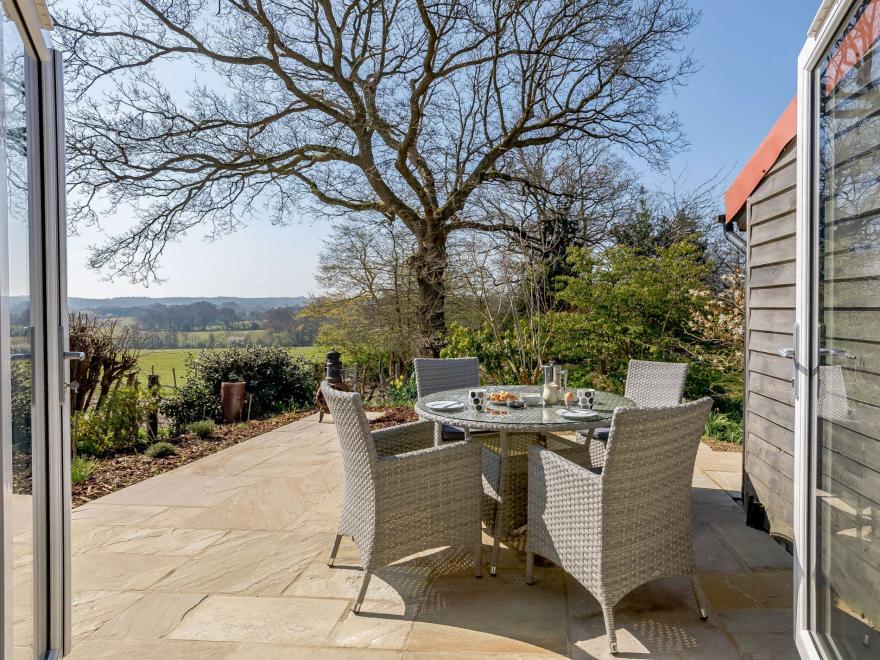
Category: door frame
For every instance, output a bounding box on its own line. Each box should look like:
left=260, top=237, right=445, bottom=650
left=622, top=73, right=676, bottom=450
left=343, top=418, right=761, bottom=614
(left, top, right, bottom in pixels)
left=29, top=48, right=71, bottom=660
left=794, top=0, right=867, bottom=657
left=0, top=1, right=67, bottom=658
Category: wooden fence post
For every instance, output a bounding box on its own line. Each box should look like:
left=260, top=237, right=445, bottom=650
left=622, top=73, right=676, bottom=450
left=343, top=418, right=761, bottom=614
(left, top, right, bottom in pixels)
left=147, top=374, right=160, bottom=441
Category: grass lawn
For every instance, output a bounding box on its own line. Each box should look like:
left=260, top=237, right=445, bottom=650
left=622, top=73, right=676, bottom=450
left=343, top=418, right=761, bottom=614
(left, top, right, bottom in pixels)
left=166, top=329, right=271, bottom=346
left=137, top=346, right=326, bottom=386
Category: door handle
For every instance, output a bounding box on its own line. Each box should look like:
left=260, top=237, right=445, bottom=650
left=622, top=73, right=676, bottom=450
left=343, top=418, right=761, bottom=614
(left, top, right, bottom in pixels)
left=13, top=351, right=83, bottom=361
left=820, top=347, right=855, bottom=360
left=777, top=347, right=796, bottom=359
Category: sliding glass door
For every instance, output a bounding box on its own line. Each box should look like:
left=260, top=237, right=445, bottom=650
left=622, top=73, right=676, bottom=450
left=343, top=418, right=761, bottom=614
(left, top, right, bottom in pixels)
left=0, top=3, right=70, bottom=658
left=4, top=14, right=38, bottom=658
left=797, top=1, right=880, bottom=657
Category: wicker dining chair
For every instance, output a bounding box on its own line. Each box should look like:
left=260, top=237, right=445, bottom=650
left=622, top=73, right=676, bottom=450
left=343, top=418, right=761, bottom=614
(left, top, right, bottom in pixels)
left=322, top=382, right=483, bottom=613
left=527, top=397, right=713, bottom=654
left=579, top=359, right=690, bottom=467
left=414, top=357, right=482, bottom=443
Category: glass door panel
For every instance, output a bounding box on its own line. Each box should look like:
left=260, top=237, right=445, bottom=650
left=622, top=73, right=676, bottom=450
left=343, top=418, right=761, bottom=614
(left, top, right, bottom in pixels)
left=814, top=0, right=880, bottom=656
left=3, top=13, right=35, bottom=658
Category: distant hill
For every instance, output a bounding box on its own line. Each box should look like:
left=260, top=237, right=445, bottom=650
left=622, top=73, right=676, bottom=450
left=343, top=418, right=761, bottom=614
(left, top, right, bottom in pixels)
left=67, top=296, right=308, bottom=315
left=7, top=295, right=320, bottom=347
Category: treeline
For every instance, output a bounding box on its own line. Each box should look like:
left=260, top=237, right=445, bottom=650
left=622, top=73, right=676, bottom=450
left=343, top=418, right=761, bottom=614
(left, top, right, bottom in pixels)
left=84, top=301, right=322, bottom=349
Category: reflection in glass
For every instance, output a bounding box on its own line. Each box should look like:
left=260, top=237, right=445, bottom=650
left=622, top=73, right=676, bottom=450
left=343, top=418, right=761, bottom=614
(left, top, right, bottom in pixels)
left=816, top=0, right=880, bottom=656
left=3, top=15, right=34, bottom=657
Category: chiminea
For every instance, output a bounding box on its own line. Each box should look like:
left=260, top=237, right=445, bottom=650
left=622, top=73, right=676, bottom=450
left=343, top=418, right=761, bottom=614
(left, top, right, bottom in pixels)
left=315, top=349, right=349, bottom=422
left=325, top=349, right=343, bottom=385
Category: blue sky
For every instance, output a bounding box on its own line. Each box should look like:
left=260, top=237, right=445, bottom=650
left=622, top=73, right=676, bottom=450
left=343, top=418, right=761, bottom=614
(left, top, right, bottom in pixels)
left=67, top=0, right=817, bottom=299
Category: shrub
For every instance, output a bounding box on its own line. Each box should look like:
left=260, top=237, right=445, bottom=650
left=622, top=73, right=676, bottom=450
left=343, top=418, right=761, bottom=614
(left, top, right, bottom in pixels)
left=74, top=387, right=149, bottom=457
left=71, top=456, right=97, bottom=485
left=145, top=441, right=178, bottom=458
left=383, top=374, right=417, bottom=406
left=187, top=419, right=216, bottom=439
left=443, top=322, right=544, bottom=385
left=11, top=361, right=32, bottom=454
left=161, top=346, right=318, bottom=431
left=704, top=410, right=743, bottom=444
left=161, top=378, right=216, bottom=433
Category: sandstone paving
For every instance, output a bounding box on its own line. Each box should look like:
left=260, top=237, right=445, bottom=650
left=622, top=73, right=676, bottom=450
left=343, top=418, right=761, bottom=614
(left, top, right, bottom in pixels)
left=166, top=594, right=351, bottom=644
left=95, top=472, right=260, bottom=507
left=88, top=591, right=208, bottom=641
left=72, top=525, right=228, bottom=556
left=72, top=552, right=190, bottom=591
left=709, top=522, right=792, bottom=570
left=151, top=529, right=325, bottom=595
left=70, top=591, right=145, bottom=644
left=66, top=411, right=797, bottom=658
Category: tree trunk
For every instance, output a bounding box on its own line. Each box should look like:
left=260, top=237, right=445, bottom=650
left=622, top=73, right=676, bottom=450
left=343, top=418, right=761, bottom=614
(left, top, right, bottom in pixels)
left=410, top=235, right=448, bottom=357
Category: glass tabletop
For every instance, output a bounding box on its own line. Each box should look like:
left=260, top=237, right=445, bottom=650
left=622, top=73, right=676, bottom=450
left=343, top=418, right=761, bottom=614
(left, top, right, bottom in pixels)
left=415, top=385, right=634, bottom=431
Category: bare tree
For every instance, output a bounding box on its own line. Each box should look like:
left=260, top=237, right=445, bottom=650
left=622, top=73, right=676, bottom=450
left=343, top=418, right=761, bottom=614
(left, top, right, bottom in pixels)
left=466, top=141, right=635, bottom=310
left=57, top=0, right=698, bottom=355
left=68, top=312, right=140, bottom=413
left=311, top=218, right=421, bottom=370
left=449, top=230, right=552, bottom=383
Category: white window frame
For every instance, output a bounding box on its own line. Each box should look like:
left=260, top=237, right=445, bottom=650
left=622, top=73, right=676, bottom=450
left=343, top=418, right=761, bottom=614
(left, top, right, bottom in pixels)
left=794, top=1, right=873, bottom=657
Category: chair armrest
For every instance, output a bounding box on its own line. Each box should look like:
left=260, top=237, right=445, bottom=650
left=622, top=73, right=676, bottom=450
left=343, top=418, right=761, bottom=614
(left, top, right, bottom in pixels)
left=528, top=444, right=602, bottom=513
left=372, top=421, right=435, bottom=456
left=378, top=441, right=481, bottom=487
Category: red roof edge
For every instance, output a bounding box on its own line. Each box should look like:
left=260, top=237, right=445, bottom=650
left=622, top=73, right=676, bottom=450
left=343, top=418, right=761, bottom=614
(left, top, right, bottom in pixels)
left=724, top=96, right=798, bottom=224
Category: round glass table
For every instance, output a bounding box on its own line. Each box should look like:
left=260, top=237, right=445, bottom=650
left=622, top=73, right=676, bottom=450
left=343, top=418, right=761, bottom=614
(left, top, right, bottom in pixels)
left=415, top=385, right=634, bottom=574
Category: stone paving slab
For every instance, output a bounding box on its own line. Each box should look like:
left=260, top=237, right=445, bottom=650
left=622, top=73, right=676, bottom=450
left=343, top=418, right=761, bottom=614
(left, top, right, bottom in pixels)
left=64, top=412, right=797, bottom=659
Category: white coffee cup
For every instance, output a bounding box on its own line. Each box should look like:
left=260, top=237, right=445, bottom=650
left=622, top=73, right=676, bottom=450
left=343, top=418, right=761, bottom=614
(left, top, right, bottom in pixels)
left=468, top=388, right=487, bottom=412
left=576, top=388, right=596, bottom=409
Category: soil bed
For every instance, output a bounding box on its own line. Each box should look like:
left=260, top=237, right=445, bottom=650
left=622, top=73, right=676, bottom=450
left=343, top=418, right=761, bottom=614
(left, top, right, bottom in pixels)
left=367, top=406, right=419, bottom=429
left=702, top=438, right=743, bottom=453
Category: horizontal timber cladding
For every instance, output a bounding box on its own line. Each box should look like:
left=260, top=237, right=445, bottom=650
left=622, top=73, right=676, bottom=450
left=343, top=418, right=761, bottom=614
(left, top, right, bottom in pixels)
left=744, top=138, right=797, bottom=543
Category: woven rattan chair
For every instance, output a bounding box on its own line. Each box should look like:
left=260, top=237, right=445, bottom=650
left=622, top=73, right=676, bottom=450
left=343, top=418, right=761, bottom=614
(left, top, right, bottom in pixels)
left=322, top=382, right=483, bottom=613
left=414, top=357, right=481, bottom=398
left=414, top=357, right=482, bottom=443
left=527, top=397, right=713, bottom=654
left=579, top=359, right=690, bottom=467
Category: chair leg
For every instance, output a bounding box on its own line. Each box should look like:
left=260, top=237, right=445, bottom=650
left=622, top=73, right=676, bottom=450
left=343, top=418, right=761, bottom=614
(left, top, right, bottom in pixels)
left=327, top=533, right=342, bottom=567
left=602, top=603, right=618, bottom=654
left=352, top=570, right=372, bottom=614
left=525, top=551, right=535, bottom=585
left=691, top=574, right=710, bottom=620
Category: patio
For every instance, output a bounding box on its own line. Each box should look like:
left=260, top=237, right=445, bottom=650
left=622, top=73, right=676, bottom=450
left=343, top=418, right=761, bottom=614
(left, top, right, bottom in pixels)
left=63, top=412, right=796, bottom=659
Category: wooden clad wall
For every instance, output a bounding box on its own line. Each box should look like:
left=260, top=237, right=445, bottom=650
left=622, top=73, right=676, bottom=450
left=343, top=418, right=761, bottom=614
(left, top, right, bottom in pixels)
left=743, top=139, right=797, bottom=541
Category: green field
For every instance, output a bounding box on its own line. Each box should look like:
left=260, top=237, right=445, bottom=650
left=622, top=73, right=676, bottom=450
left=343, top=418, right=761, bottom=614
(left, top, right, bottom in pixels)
left=141, top=329, right=273, bottom=348
left=137, top=346, right=326, bottom=386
